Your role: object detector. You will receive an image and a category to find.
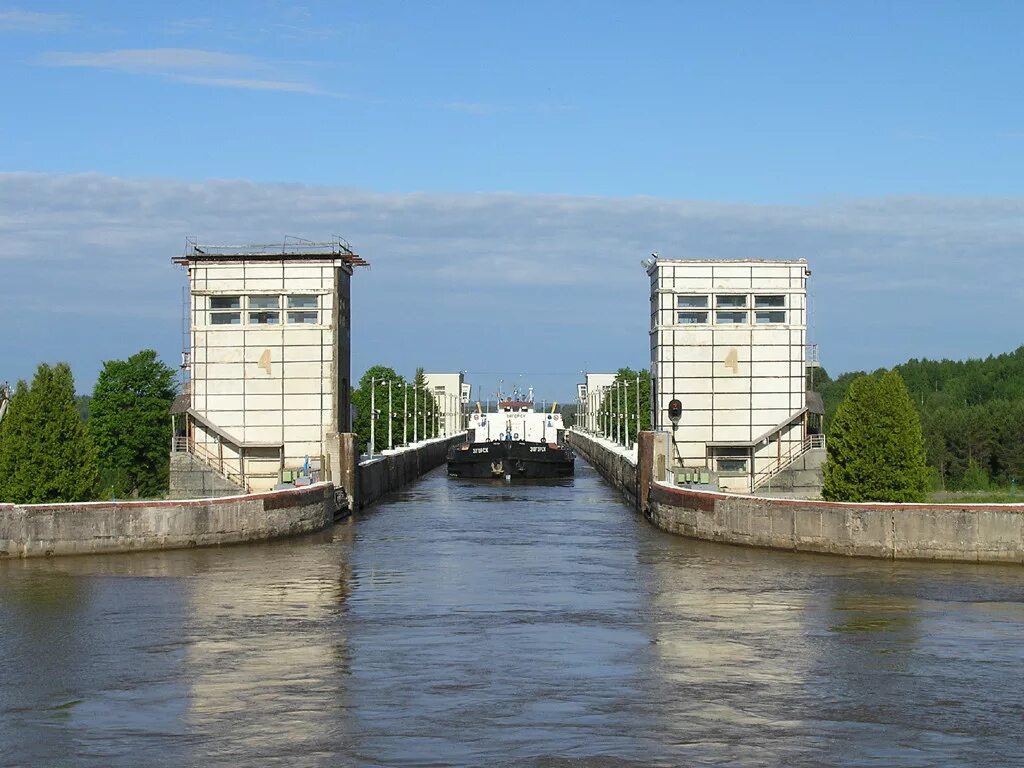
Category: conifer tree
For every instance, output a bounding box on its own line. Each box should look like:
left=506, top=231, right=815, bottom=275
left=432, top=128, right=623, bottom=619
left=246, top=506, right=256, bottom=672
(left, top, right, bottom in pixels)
left=0, top=364, right=98, bottom=503
left=0, top=380, right=30, bottom=502
left=823, top=370, right=929, bottom=502
left=89, top=350, right=177, bottom=498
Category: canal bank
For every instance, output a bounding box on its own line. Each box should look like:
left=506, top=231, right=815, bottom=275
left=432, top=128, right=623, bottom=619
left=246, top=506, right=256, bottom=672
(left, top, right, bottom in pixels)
left=4, top=459, right=1023, bottom=766
left=568, top=429, right=1024, bottom=564
left=0, top=433, right=466, bottom=558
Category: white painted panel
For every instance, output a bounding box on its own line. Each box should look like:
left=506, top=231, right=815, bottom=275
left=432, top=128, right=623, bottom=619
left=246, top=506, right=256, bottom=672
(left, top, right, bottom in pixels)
left=284, top=424, right=325, bottom=443
left=207, top=346, right=246, bottom=364
left=243, top=378, right=284, bottom=396
left=244, top=425, right=284, bottom=443
left=713, top=393, right=752, bottom=410
left=284, top=377, right=326, bottom=394
left=205, top=362, right=245, bottom=380
left=243, top=393, right=286, bottom=412
left=678, top=409, right=712, bottom=427
left=244, top=278, right=286, bottom=290
left=709, top=424, right=751, bottom=442
left=751, top=409, right=799, bottom=428
left=751, top=392, right=792, bottom=410
left=282, top=345, right=328, bottom=363
left=673, top=377, right=714, bottom=394
left=672, top=345, right=714, bottom=363
left=712, top=329, right=753, bottom=347
left=283, top=393, right=324, bottom=411
left=281, top=409, right=324, bottom=427
left=244, top=266, right=286, bottom=280
left=714, top=409, right=754, bottom=426
left=712, top=376, right=752, bottom=395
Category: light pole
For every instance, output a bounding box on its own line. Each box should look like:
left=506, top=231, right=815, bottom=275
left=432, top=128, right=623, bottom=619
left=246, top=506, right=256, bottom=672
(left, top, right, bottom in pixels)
left=369, top=376, right=376, bottom=458
left=413, top=383, right=418, bottom=443
left=403, top=383, right=408, bottom=447
left=387, top=379, right=393, bottom=451
left=635, top=374, right=641, bottom=447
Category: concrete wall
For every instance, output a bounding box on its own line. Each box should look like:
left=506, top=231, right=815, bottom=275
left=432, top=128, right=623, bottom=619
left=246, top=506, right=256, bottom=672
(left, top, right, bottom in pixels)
left=356, top=434, right=466, bottom=511
left=573, top=428, right=1024, bottom=565
left=566, top=431, right=639, bottom=509
left=0, top=483, right=338, bottom=559
left=169, top=451, right=245, bottom=499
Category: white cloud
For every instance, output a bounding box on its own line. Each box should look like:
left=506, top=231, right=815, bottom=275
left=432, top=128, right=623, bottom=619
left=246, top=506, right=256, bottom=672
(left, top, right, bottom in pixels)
left=36, top=47, right=322, bottom=94
left=0, top=8, right=70, bottom=32
left=0, top=172, right=1022, bottom=393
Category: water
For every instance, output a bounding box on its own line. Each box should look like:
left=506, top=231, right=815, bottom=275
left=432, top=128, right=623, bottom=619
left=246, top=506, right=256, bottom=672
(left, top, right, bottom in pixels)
left=2, top=458, right=1023, bottom=766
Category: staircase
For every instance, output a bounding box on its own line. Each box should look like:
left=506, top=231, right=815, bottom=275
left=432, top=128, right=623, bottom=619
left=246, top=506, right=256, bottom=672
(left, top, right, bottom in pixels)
left=751, top=434, right=825, bottom=492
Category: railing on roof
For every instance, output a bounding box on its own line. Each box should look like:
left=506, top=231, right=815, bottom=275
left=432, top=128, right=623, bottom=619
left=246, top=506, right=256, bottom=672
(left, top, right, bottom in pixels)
left=806, top=343, right=820, bottom=368
left=180, top=235, right=369, bottom=266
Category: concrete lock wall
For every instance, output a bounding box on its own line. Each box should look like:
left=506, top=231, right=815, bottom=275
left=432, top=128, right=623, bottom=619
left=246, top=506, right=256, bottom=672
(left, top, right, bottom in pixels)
left=357, top=434, right=466, bottom=511
left=569, top=429, right=1024, bottom=564
left=0, top=483, right=337, bottom=559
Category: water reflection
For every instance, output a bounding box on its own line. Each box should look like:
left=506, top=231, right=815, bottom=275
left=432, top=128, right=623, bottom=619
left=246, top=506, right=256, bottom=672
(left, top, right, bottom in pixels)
left=2, top=462, right=1023, bottom=766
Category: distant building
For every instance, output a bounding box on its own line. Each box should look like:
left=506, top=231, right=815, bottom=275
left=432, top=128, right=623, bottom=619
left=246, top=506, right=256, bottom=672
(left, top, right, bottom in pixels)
left=577, top=372, right=618, bottom=433
left=647, top=258, right=812, bottom=493
left=423, top=372, right=468, bottom=436
left=172, top=238, right=367, bottom=493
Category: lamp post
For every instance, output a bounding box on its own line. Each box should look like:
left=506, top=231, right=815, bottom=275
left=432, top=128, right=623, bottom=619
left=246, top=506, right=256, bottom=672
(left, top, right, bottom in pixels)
left=369, top=376, right=376, bottom=458
left=413, top=384, right=418, bottom=443
left=403, top=383, right=408, bottom=447
left=387, top=379, right=393, bottom=451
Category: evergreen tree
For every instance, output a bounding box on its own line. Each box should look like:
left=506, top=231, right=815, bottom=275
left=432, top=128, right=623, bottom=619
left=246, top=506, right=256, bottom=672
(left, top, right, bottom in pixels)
left=823, top=370, right=928, bottom=502
left=0, top=363, right=98, bottom=504
left=89, top=350, right=177, bottom=498
left=0, top=380, right=30, bottom=502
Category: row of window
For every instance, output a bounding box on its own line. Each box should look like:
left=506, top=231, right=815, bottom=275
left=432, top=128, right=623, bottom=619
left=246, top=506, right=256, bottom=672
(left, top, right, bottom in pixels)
left=207, top=295, right=320, bottom=326
left=678, top=310, right=787, bottom=325
left=677, top=294, right=786, bottom=309
left=674, top=294, right=788, bottom=325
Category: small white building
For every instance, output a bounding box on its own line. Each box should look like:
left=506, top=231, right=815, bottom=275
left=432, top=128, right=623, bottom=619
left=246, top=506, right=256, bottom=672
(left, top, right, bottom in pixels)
left=173, top=238, right=367, bottom=492
left=647, top=257, right=811, bottom=493
left=577, top=373, right=617, bottom=433
left=423, top=372, right=468, bottom=436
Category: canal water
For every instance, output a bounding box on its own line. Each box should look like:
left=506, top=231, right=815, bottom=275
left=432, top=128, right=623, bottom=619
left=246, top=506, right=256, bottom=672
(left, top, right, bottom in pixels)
left=2, top=458, right=1023, bottom=766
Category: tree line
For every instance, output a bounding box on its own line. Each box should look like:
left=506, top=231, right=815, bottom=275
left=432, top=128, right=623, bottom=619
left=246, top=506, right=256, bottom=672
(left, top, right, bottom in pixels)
left=813, top=346, right=1024, bottom=491
left=0, top=351, right=177, bottom=504
left=351, top=365, right=442, bottom=454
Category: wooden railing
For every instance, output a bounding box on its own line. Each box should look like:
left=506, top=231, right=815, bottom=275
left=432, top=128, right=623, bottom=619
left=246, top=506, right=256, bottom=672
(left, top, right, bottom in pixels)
left=752, top=434, right=825, bottom=491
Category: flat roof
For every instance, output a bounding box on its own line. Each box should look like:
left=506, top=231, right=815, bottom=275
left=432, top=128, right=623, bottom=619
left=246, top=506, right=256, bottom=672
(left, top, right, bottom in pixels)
left=173, top=237, right=368, bottom=267
left=651, top=258, right=807, bottom=265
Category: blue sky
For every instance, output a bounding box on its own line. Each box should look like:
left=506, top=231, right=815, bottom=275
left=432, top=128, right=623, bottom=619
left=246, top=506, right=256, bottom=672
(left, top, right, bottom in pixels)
left=1, top=1, right=1023, bottom=399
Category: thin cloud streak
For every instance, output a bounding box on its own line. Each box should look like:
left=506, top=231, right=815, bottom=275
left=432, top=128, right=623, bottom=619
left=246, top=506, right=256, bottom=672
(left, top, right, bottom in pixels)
left=0, top=8, right=70, bottom=32
left=35, top=47, right=322, bottom=94
left=0, top=172, right=1022, bottom=393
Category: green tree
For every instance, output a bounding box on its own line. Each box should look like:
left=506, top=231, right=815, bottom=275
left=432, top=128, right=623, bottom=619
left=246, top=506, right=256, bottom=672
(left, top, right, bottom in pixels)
left=0, top=380, right=31, bottom=502
left=823, top=370, right=929, bottom=502
left=0, top=363, right=98, bottom=504
left=597, top=367, right=651, bottom=444
left=352, top=366, right=405, bottom=454
left=89, top=350, right=177, bottom=498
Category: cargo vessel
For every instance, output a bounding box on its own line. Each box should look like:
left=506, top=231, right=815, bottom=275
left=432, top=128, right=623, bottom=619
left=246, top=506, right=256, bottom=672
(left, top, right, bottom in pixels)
left=447, top=388, right=575, bottom=480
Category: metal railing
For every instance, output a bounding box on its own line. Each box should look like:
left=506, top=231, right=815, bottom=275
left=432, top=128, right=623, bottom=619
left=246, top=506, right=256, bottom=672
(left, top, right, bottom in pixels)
left=751, top=433, right=825, bottom=491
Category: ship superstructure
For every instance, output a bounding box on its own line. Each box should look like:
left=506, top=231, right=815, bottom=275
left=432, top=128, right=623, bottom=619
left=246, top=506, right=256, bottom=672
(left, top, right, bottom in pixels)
left=447, top=386, right=575, bottom=480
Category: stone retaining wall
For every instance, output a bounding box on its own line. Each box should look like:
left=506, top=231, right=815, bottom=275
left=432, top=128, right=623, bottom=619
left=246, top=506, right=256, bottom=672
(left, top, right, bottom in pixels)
left=0, top=483, right=337, bottom=559
left=357, top=434, right=466, bottom=511
left=570, top=429, right=1024, bottom=564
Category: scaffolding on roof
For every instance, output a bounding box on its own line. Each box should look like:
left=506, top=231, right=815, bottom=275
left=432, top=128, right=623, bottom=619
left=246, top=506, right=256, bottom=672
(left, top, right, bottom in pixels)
left=175, top=235, right=369, bottom=267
